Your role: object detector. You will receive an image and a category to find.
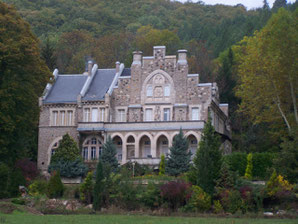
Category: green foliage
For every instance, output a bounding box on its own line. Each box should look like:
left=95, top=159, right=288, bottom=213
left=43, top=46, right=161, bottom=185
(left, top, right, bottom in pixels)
left=80, top=171, right=93, bottom=204
left=0, top=2, right=51, bottom=165
left=93, top=161, right=104, bottom=210
left=252, top=152, right=275, bottom=179
left=0, top=163, right=9, bottom=198
left=11, top=198, right=25, bottom=205
left=213, top=200, right=224, bottom=214
left=47, top=171, right=64, bottom=199
left=159, top=154, right=165, bottom=175
left=166, top=129, right=191, bottom=176
left=48, top=158, right=88, bottom=178
left=186, top=186, right=211, bottom=212
left=140, top=183, right=161, bottom=209
left=50, top=134, right=81, bottom=163
left=275, top=133, right=298, bottom=183
left=224, top=152, right=247, bottom=176
left=100, top=136, right=118, bottom=175
left=28, top=179, right=48, bottom=196
left=192, top=118, right=222, bottom=195
left=216, top=162, right=235, bottom=190
left=244, top=153, right=253, bottom=180
left=266, top=170, right=293, bottom=197
left=8, top=168, right=26, bottom=197
left=218, top=189, right=242, bottom=214
left=120, top=162, right=152, bottom=178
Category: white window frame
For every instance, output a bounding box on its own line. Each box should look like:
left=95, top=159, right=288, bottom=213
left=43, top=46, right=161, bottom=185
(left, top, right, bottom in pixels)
left=117, top=109, right=126, bottom=122
left=53, top=111, right=58, bottom=126
left=84, top=108, right=90, bottom=122
left=91, top=108, right=98, bottom=122
left=83, top=147, right=88, bottom=161
left=164, top=85, right=170, bottom=97
left=191, top=107, right=199, bottom=121
left=100, top=108, right=105, bottom=122
left=163, top=108, right=170, bottom=121
left=60, top=111, right=65, bottom=125
left=146, top=85, right=153, bottom=97
left=144, top=108, right=153, bottom=121
left=91, top=147, right=96, bottom=160
left=67, top=110, right=73, bottom=126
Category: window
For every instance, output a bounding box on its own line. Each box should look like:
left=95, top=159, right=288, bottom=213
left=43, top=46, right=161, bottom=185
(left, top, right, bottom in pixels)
left=83, top=147, right=88, bottom=160
left=98, top=147, right=102, bottom=156
left=51, top=149, right=55, bottom=155
left=67, top=111, right=73, bottom=125
left=100, top=108, right=105, bottom=122
left=60, top=111, right=65, bottom=125
left=190, top=139, right=197, bottom=145
left=162, top=140, right=168, bottom=145
left=146, top=85, right=153, bottom=97
left=84, top=108, right=90, bottom=122
left=191, top=107, right=199, bottom=120
left=91, top=108, right=98, bottom=122
left=117, top=109, right=126, bottom=122
left=163, top=108, right=170, bottom=121
left=91, top=147, right=96, bottom=160
left=164, top=85, right=170, bottom=96
left=91, top=138, right=97, bottom=145
left=145, top=108, right=153, bottom=121
left=144, top=141, right=150, bottom=145
left=53, top=111, right=58, bottom=126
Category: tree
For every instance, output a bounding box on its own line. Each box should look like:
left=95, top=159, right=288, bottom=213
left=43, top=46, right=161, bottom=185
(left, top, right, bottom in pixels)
left=93, top=160, right=104, bottom=210
left=47, top=170, right=64, bottom=198
left=80, top=171, right=93, bottom=204
left=100, top=136, right=118, bottom=174
left=244, top=153, right=253, bottom=180
left=0, top=3, right=51, bottom=165
left=193, top=117, right=222, bottom=195
left=165, top=129, right=191, bottom=176
left=41, top=37, right=57, bottom=71
left=272, top=0, right=287, bottom=11
left=236, top=8, right=297, bottom=136
left=216, top=162, right=234, bottom=190
left=159, top=154, right=165, bottom=175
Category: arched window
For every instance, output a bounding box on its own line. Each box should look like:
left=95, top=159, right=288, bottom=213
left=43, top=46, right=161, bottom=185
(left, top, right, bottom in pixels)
left=82, top=137, right=103, bottom=161
left=51, top=140, right=61, bottom=156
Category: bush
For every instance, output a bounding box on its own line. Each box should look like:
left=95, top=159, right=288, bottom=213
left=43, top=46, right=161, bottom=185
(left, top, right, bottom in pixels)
left=245, top=153, right=253, bottom=180
left=224, top=152, right=247, bottom=176
left=80, top=172, right=93, bottom=204
left=15, top=158, right=38, bottom=182
left=159, top=154, right=165, bottom=175
left=11, top=198, right=25, bottom=205
left=47, top=171, right=64, bottom=198
left=218, top=189, right=242, bottom=214
left=120, top=162, right=152, bottom=177
left=160, top=181, right=191, bottom=210
left=140, top=183, right=161, bottom=209
left=213, top=200, right=224, bottom=214
left=185, top=186, right=211, bottom=212
left=48, top=158, right=88, bottom=178
left=28, top=179, right=48, bottom=196
left=0, top=163, right=9, bottom=198
left=253, top=152, right=275, bottom=179
left=9, top=168, right=26, bottom=197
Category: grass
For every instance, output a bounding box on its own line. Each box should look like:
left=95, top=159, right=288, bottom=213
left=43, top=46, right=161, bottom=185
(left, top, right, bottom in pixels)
left=0, top=212, right=297, bottom=224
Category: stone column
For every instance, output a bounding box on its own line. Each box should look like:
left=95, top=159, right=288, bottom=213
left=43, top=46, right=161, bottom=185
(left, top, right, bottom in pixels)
left=122, top=140, right=127, bottom=165
left=151, top=139, right=157, bottom=158
left=135, top=142, right=139, bottom=158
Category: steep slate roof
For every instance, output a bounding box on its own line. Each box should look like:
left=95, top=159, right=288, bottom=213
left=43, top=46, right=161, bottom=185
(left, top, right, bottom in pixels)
left=44, top=75, right=87, bottom=104
left=83, top=69, right=116, bottom=101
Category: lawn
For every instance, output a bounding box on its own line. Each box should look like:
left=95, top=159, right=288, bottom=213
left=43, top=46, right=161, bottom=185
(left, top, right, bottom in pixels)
left=0, top=212, right=297, bottom=224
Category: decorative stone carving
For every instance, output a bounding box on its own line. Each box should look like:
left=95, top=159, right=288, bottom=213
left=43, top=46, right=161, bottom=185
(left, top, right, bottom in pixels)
left=154, top=106, right=161, bottom=121
left=154, top=86, right=163, bottom=98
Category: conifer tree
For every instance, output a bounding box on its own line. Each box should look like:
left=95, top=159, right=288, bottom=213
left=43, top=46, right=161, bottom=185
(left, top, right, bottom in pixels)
left=159, top=154, right=165, bottom=175
left=245, top=153, right=253, bottom=180
left=100, top=136, right=118, bottom=174
left=165, top=129, right=191, bottom=176
left=47, top=171, right=64, bottom=198
left=216, top=162, right=234, bottom=190
left=193, top=117, right=222, bottom=195
left=93, top=160, right=104, bottom=210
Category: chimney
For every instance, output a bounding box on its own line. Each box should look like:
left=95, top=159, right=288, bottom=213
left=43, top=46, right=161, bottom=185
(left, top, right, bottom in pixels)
left=153, top=46, right=166, bottom=58
left=116, top=61, right=120, bottom=73
left=88, top=60, right=93, bottom=76
left=177, top=49, right=188, bottom=66
left=132, top=51, right=142, bottom=66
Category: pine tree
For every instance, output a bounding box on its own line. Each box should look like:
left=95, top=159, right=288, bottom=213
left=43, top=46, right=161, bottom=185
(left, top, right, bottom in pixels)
left=272, top=0, right=287, bottom=11
left=244, top=153, right=253, bottom=180
left=41, top=37, right=57, bottom=71
left=159, top=154, right=165, bottom=175
left=80, top=171, right=93, bottom=204
left=100, top=136, right=118, bottom=174
left=216, top=162, right=234, bottom=190
left=193, top=117, right=222, bottom=195
left=93, top=160, right=104, bottom=210
left=165, top=129, right=191, bottom=176
left=50, top=134, right=81, bottom=163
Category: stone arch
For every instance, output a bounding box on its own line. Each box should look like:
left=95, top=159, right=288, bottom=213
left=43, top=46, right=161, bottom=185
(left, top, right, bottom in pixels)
left=47, top=136, right=63, bottom=166
left=137, top=132, right=153, bottom=158
left=154, top=132, right=171, bottom=158
left=141, top=69, right=176, bottom=104
left=111, top=133, right=124, bottom=162
left=170, top=131, right=180, bottom=143
left=185, top=131, right=200, bottom=159
left=124, top=133, right=137, bottom=159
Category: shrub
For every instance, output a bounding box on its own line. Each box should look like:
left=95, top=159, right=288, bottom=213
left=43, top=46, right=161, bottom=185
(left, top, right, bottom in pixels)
left=11, top=198, right=25, bottom=205
left=47, top=171, right=64, bottom=198
left=224, top=152, right=247, bottom=176
left=159, top=154, right=165, bottom=175
left=8, top=168, right=26, bottom=197
left=245, top=153, right=253, bottom=180
left=218, top=189, right=242, bottom=214
left=252, top=152, right=275, bottom=179
left=160, top=181, right=191, bottom=210
left=80, top=172, right=93, bottom=204
left=140, top=183, right=161, bottom=209
left=186, top=186, right=211, bottom=212
left=15, top=158, right=38, bottom=182
left=120, top=162, right=151, bottom=177
left=266, top=170, right=293, bottom=197
left=213, top=200, right=224, bottom=214
left=48, top=158, right=88, bottom=178
left=28, top=179, right=48, bottom=196
left=0, top=163, right=9, bottom=198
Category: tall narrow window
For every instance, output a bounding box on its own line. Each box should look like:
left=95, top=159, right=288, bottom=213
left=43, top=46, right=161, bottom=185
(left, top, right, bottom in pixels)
left=67, top=111, right=73, bottom=126
left=191, top=107, right=199, bottom=120
left=60, top=111, right=65, bottom=125
left=146, top=85, right=153, bottom=97
left=91, top=147, right=96, bottom=160
left=91, top=138, right=97, bottom=145
left=91, top=108, right=98, bottom=122
left=100, top=108, right=105, bottom=122
left=163, top=108, right=170, bottom=121
left=53, top=111, right=58, bottom=126
left=145, top=108, right=153, bottom=121
left=164, top=85, right=170, bottom=97
left=117, top=109, right=126, bottom=122
left=83, top=147, right=88, bottom=160
left=84, top=108, right=90, bottom=122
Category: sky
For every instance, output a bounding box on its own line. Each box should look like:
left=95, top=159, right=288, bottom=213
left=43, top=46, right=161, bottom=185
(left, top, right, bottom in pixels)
left=178, top=0, right=296, bottom=9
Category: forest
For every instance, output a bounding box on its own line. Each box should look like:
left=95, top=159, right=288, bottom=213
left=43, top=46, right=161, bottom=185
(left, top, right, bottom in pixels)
left=0, top=0, right=297, bottom=214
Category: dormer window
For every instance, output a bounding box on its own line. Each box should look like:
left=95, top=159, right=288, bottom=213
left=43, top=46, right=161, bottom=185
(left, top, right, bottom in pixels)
left=146, top=85, right=153, bottom=97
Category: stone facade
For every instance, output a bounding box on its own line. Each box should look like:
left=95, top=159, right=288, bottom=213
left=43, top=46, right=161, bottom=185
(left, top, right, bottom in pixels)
left=38, top=46, right=231, bottom=172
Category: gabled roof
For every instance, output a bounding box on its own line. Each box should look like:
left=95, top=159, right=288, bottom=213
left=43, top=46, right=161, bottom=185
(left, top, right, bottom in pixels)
left=83, top=69, right=116, bottom=101
left=44, top=75, right=87, bottom=104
